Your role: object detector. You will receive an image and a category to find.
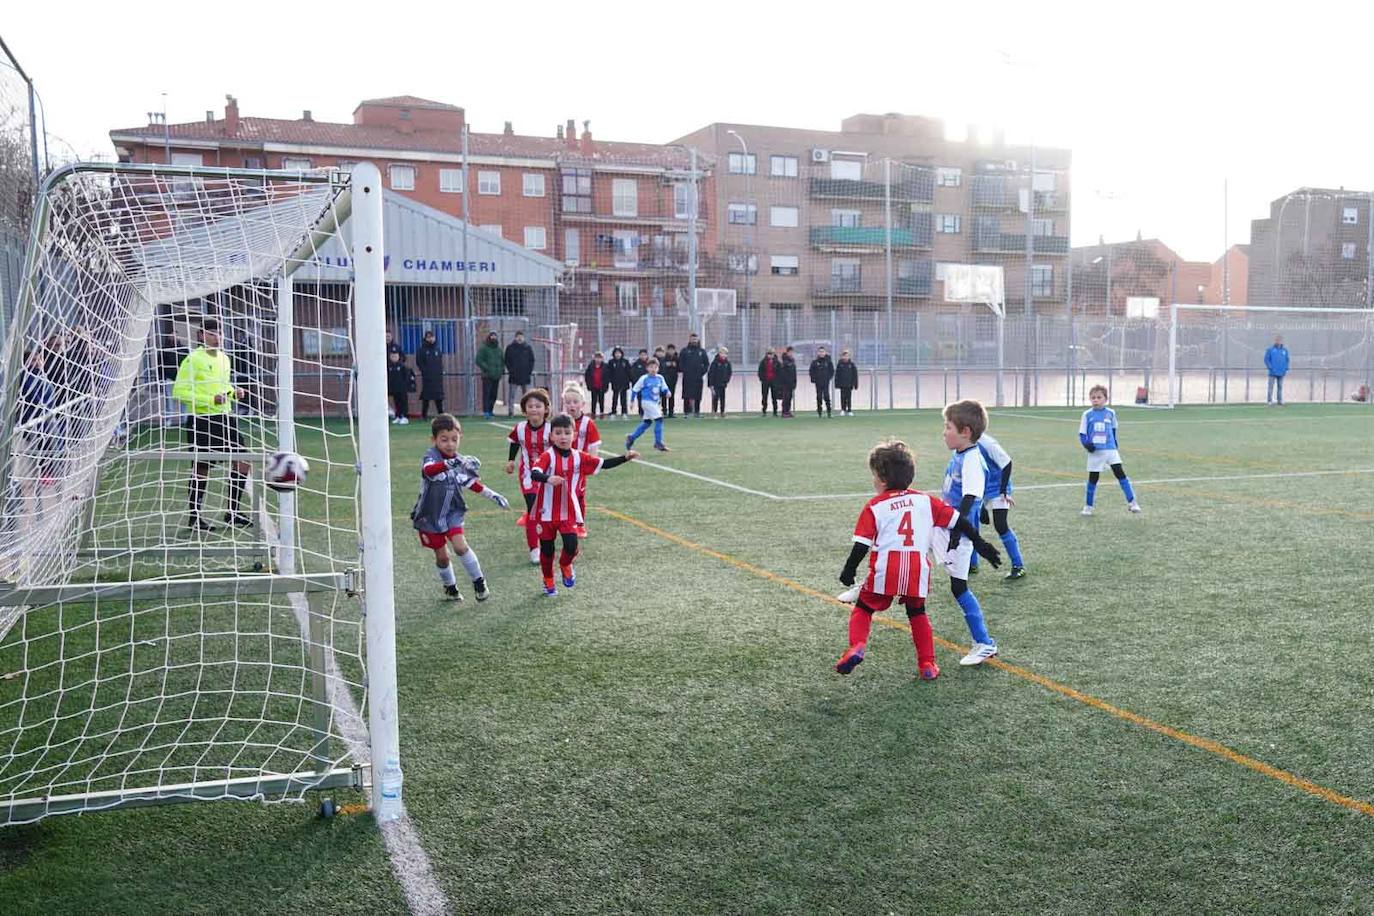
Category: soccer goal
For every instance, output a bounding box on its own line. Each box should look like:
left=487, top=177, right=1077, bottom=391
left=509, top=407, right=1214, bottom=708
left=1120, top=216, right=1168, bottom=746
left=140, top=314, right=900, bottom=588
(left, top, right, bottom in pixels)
left=1149, top=303, right=1374, bottom=407
left=0, top=162, right=402, bottom=825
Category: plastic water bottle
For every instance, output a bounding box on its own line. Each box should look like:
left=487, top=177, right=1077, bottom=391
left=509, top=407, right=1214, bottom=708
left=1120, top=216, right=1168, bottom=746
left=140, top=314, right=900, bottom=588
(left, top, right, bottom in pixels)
left=377, top=757, right=403, bottom=822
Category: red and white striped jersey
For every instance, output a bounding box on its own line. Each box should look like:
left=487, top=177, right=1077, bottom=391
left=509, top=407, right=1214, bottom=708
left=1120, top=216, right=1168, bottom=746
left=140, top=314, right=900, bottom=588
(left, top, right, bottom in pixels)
left=508, top=420, right=550, bottom=494
left=572, top=415, right=601, bottom=453
left=533, top=448, right=604, bottom=524
left=852, top=489, right=956, bottom=598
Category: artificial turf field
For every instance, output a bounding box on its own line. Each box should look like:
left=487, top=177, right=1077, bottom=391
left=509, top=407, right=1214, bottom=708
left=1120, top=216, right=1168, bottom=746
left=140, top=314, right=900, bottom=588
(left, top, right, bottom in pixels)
left=2, top=403, right=1372, bottom=915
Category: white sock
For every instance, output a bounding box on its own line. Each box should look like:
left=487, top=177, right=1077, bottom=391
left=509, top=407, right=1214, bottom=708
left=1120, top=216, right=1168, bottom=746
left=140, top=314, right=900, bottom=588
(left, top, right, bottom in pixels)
left=458, top=549, right=483, bottom=582
left=436, top=564, right=457, bottom=587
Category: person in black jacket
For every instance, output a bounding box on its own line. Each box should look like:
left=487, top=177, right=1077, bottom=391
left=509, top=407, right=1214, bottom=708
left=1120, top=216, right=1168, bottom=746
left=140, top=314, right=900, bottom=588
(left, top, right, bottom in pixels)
left=387, top=349, right=416, bottom=425
left=630, top=349, right=650, bottom=416
left=583, top=351, right=609, bottom=418
left=504, top=330, right=536, bottom=415
left=809, top=345, right=835, bottom=418
left=778, top=346, right=798, bottom=418
left=415, top=329, right=445, bottom=418
left=757, top=348, right=780, bottom=416
left=660, top=344, right=680, bottom=418
left=607, top=347, right=632, bottom=418
left=679, top=333, right=709, bottom=417
left=834, top=348, right=859, bottom=416
left=707, top=346, right=733, bottom=416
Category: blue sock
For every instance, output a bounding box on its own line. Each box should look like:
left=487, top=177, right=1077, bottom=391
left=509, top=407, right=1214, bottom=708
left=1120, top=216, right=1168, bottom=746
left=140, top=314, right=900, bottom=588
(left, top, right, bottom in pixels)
left=1119, top=477, right=1136, bottom=503
left=653, top=417, right=664, bottom=446
left=956, top=589, right=993, bottom=645
left=1000, top=530, right=1024, bottom=568
left=628, top=420, right=651, bottom=445
left=1085, top=480, right=1097, bottom=506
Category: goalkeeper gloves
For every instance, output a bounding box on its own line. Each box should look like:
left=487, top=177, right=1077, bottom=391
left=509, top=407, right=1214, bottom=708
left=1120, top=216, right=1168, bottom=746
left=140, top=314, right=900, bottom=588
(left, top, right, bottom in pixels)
left=972, top=536, right=1002, bottom=568
left=839, top=567, right=856, bottom=587
left=979, top=506, right=990, bottom=526
left=446, top=454, right=482, bottom=474
left=482, top=488, right=510, bottom=510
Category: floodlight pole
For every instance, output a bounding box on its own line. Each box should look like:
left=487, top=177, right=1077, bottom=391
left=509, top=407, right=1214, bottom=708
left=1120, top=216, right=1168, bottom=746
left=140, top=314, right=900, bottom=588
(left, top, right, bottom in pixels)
left=688, top=147, right=699, bottom=337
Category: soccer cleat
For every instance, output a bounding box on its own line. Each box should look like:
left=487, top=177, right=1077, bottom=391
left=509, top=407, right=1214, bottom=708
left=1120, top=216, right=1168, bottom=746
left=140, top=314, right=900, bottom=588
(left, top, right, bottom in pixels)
left=515, top=512, right=528, bottom=527
left=396, top=417, right=409, bottom=425
left=1080, top=506, right=1094, bottom=516
left=1004, top=566, right=1027, bottom=581
left=959, top=642, right=999, bottom=666
left=473, top=578, right=491, bottom=602
left=834, top=644, right=866, bottom=675
left=541, top=583, right=557, bottom=597
left=186, top=515, right=215, bottom=533
left=1128, top=502, right=1143, bottom=513
left=223, top=512, right=253, bottom=529
left=562, top=568, right=576, bottom=588
left=443, top=584, right=463, bottom=601
left=529, top=547, right=541, bottom=564
left=653, top=443, right=670, bottom=451
left=625, top=435, right=634, bottom=450
left=919, top=662, right=940, bottom=681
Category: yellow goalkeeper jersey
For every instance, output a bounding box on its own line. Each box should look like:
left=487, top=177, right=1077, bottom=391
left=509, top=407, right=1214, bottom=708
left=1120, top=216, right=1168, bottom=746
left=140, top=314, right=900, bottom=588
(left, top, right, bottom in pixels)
left=171, top=347, right=235, bottom=415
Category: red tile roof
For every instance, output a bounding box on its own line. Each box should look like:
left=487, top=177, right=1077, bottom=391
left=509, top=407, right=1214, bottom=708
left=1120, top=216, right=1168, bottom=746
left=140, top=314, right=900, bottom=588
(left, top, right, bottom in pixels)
left=355, top=96, right=462, bottom=111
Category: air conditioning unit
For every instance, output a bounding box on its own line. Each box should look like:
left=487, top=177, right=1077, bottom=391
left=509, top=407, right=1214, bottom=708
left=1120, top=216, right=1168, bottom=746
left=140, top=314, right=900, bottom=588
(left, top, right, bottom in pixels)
left=812, top=148, right=830, bottom=163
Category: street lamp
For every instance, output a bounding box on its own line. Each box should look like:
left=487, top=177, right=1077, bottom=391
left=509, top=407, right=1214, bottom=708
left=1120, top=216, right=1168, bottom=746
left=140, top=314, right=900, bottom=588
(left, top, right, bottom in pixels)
left=726, top=129, right=752, bottom=313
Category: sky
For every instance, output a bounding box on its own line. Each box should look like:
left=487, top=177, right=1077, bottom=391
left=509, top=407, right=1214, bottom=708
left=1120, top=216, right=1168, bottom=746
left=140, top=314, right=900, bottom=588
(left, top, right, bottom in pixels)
left=6, top=0, right=1374, bottom=263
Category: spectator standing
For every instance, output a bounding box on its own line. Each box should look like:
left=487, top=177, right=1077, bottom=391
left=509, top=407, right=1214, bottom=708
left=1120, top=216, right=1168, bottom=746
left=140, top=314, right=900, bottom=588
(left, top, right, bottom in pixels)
left=387, top=350, right=416, bottom=425
left=834, top=348, right=859, bottom=416
left=778, top=346, right=798, bottom=418
left=583, top=351, right=609, bottom=418
left=809, top=345, right=835, bottom=418
left=630, top=349, right=650, bottom=416
left=757, top=348, right=780, bottom=416
left=1264, top=334, right=1290, bottom=406
left=607, top=347, right=633, bottom=418
left=680, top=333, right=709, bottom=417
left=661, top=344, right=680, bottom=418
left=475, top=331, right=504, bottom=419
left=415, top=329, right=446, bottom=418
left=707, top=346, right=733, bottom=416
left=504, top=329, right=536, bottom=415
left=386, top=329, right=404, bottom=359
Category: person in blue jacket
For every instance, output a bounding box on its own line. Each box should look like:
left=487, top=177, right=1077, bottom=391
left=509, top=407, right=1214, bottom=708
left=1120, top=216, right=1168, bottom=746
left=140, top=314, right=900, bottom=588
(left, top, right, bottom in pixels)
left=1264, top=335, right=1290, bottom=406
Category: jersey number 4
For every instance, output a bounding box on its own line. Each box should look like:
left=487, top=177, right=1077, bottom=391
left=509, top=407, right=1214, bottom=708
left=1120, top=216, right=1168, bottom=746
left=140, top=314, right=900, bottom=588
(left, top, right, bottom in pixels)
left=896, top=511, right=915, bottom=547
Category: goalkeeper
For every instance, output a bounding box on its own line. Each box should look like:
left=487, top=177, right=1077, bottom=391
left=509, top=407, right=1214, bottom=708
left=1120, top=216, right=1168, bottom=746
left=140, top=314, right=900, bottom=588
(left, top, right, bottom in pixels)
left=411, top=414, right=510, bottom=602
left=172, top=317, right=251, bottom=531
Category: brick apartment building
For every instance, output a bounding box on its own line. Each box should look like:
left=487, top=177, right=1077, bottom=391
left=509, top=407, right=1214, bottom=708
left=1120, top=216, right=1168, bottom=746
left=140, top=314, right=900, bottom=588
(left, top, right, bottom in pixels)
left=1069, top=237, right=1215, bottom=315
left=110, top=95, right=716, bottom=319
left=1247, top=188, right=1372, bottom=308
left=673, top=113, right=1072, bottom=317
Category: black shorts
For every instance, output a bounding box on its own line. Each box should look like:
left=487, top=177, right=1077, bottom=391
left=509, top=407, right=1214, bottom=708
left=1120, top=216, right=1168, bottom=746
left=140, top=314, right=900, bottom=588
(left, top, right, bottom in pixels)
left=186, top=414, right=243, bottom=457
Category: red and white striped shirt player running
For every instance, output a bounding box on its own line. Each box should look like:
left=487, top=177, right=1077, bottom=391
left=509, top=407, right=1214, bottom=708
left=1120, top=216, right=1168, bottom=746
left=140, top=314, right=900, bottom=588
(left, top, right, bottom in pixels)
left=561, top=382, right=602, bottom=537
left=505, top=389, right=552, bottom=562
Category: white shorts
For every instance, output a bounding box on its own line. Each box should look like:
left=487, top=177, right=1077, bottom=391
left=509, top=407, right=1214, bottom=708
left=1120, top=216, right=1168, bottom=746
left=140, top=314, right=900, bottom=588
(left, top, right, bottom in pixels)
left=930, top=525, right=974, bottom=580
left=640, top=400, right=663, bottom=421
left=984, top=494, right=1013, bottom=511
left=1086, top=449, right=1122, bottom=473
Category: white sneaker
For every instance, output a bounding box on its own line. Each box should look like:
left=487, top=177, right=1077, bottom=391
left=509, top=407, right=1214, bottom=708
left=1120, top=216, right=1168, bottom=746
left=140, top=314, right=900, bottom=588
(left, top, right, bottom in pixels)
left=1128, top=502, right=1143, bottom=513
left=390, top=417, right=399, bottom=425
left=529, top=547, right=541, bottom=564
left=1080, top=506, right=1093, bottom=516
left=959, top=642, right=999, bottom=666
left=397, top=417, right=409, bottom=425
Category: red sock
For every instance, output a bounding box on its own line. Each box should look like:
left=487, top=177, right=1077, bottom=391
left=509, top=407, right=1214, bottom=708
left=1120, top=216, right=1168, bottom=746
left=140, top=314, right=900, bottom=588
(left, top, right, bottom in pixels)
left=909, top=612, right=935, bottom=669
left=558, top=550, right=574, bottom=576
left=526, top=523, right=539, bottom=550
left=848, top=605, right=874, bottom=649
left=539, top=545, right=554, bottom=580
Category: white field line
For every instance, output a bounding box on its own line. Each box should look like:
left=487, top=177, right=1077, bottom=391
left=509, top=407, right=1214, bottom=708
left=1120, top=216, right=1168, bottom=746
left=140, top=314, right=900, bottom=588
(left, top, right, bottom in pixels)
left=989, top=409, right=1373, bottom=426
left=261, top=511, right=450, bottom=916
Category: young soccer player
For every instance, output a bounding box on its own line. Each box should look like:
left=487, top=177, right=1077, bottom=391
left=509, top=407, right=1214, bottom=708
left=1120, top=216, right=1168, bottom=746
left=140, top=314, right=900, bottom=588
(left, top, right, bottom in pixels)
left=626, top=357, right=670, bottom=452
left=561, top=381, right=601, bottom=537
left=505, top=388, right=552, bottom=563
left=1079, top=384, right=1142, bottom=516
left=530, top=414, right=639, bottom=596
left=836, top=439, right=1001, bottom=679
left=976, top=431, right=1027, bottom=580
left=412, top=415, right=510, bottom=601
left=936, top=400, right=1001, bottom=666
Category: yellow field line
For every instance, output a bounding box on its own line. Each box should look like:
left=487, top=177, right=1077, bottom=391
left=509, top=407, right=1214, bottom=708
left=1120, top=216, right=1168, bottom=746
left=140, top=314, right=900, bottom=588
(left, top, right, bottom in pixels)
left=594, top=506, right=1374, bottom=820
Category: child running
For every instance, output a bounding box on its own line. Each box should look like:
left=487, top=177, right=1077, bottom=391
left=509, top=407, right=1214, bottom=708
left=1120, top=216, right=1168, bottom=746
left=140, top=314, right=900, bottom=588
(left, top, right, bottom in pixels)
left=836, top=439, right=1001, bottom=679
left=505, top=388, right=552, bottom=563
left=1079, top=384, right=1142, bottom=516
left=976, top=430, right=1027, bottom=580
left=561, top=381, right=601, bottom=538
left=411, top=414, right=510, bottom=601
left=530, top=414, right=639, bottom=596
left=626, top=357, right=670, bottom=452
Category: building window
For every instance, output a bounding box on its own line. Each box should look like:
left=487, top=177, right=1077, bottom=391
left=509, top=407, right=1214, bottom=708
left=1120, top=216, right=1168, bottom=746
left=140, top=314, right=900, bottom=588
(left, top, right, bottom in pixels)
left=674, top=183, right=695, bottom=219
left=1343, top=206, right=1359, bottom=225
left=728, top=152, right=756, bottom=175
left=243, top=155, right=264, bottom=169
left=440, top=168, right=464, bottom=193
left=937, top=214, right=961, bottom=234
left=1032, top=218, right=1055, bottom=237
left=831, top=209, right=861, bottom=228
left=770, top=155, right=798, bottom=178
left=728, top=252, right=759, bottom=274
left=524, top=226, right=547, bottom=250
left=771, top=255, right=799, bottom=276
left=564, top=229, right=580, bottom=265
left=937, top=167, right=962, bottom=187
left=523, top=173, right=545, bottom=197
left=830, top=158, right=863, bottom=181
left=479, top=224, right=503, bottom=239
left=617, top=281, right=640, bottom=316
left=1031, top=264, right=1054, bottom=297
left=613, top=178, right=638, bottom=217
left=1342, top=242, right=1358, bottom=260
left=282, top=157, right=312, bottom=171
left=831, top=258, right=861, bottom=292
left=478, top=171, right=501, bottom=195
left=770, top=206, right=799, bottom=228
left=727, top=202, right=757, bottom=225
left=562, top=168, right=592, bottom=213
left=613, top=230, right=638, bottom=269
left=389, top=164, right=415, bottom=191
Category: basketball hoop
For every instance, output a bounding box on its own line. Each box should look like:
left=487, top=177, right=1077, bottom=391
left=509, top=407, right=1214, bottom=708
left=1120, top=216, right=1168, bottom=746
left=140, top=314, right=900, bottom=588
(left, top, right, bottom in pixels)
left=943, top=264, right=1008, bottom=406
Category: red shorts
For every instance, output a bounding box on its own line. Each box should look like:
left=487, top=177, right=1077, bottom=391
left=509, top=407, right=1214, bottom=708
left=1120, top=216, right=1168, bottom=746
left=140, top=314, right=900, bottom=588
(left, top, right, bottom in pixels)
left=856, top=589, right=926, bottom=613
left=417, top=527, right=463, bottom=549
left=535, top=519, right=581, bottom=539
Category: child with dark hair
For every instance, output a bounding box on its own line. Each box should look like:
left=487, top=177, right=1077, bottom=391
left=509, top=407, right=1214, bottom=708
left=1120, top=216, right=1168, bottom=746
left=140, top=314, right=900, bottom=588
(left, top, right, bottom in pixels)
left=412, top=414, right=510, bottom=601
left=935, top=399, right=1000, bottom=666
left=836, top=439, right=1000, bottom=679
left=530, top=414, right=639, bottom=596
left=661, top=344, right=680, bottom=418
left=505, top=388, right=552, bottom=563
left=707, top=346, right=733, bottom=416
left=583, top=351, right=609, bottom=418
left=627, top=357, right=670, bottom=452
left=607, top=347, right=632, bottom=418
left=778, top=346, right=798, bottom=418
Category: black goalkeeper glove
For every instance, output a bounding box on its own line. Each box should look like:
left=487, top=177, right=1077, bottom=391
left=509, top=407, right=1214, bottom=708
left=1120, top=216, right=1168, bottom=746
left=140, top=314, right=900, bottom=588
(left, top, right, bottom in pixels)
left=972, top=536, right=1002, bottom=569
left=839, top=567, right=856, bottom=587
left=979, top=506, right=990, bottom=526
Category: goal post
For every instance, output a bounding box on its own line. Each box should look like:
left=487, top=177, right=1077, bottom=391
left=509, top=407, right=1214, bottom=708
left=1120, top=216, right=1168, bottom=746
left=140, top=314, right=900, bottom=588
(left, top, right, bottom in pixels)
left=1154, top=303, right=1374, bottom=407
left=0, top=161, right=400, bottom=825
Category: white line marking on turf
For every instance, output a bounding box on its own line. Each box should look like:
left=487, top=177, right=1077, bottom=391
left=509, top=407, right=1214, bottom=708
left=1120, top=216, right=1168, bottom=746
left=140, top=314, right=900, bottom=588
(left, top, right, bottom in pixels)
left=989, top=409, right=1373, bottom=425
left=261, top=512, right=450, bottom=916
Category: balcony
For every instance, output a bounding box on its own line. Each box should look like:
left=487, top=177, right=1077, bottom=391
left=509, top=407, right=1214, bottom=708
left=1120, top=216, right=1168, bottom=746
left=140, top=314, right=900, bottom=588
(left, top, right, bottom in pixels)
left=809, top=174, right=934, bottom=203
left=971, top=231, right=1070, bottom=255
left=811, top=261, right=934, bottom=298
left=810, top=221, right=933, bottom=250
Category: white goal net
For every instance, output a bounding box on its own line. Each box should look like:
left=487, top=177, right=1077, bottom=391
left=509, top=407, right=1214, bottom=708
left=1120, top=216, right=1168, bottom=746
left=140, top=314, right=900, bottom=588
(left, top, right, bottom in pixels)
left=0, top=162, right=400, bottom=825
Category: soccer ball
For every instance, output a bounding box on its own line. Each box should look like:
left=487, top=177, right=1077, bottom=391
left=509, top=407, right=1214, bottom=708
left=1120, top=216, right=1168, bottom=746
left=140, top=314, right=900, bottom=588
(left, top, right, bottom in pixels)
left=264, top=451, right=309, bottom=492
